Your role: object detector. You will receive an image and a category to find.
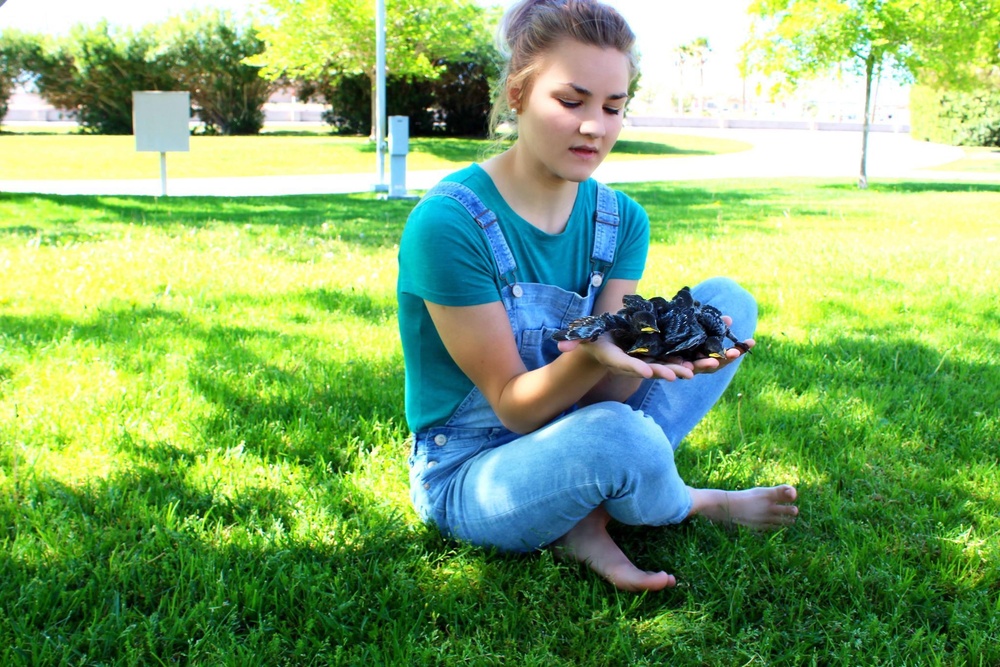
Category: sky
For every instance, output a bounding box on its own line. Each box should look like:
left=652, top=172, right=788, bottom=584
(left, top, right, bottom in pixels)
left=0, top=0, right=753, bottom=100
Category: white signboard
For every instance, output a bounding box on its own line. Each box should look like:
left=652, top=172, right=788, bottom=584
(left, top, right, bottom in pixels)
left=132, top=91, right=190, bottom=153
left=132, top=91, right=190, bottom=195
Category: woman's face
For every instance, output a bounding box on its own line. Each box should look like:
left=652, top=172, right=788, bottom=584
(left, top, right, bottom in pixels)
left=513, top=39, right=631, bottom=184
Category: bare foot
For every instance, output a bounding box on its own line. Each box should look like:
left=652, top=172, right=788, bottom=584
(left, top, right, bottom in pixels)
left=551, top=506, right=676, bottom=592
left=689, top=484, right=798, bottom=530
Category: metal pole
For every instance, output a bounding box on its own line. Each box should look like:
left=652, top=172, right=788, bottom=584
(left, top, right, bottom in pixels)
left=159, top=151, right=167, bottom=197
left=374, top=0, right=388, bottom=192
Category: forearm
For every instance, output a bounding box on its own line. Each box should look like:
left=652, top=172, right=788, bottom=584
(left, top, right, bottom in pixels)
left=579, top=373, right=643, bottom=407
left=495, top=345, right=609, bottom=434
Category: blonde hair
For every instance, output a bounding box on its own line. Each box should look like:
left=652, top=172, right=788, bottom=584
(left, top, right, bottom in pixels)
left=489, top=0, right=639, bottom=141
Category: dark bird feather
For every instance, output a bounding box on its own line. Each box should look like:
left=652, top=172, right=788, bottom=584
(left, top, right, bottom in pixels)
left=552, top=286, right=753, bottom=362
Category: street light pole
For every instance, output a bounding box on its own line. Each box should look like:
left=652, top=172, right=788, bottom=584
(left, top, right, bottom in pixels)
left=374, top=0, right=388, bottom=193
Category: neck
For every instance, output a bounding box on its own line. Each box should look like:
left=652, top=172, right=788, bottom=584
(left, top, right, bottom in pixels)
left=482, top=147, right=580, bottom=234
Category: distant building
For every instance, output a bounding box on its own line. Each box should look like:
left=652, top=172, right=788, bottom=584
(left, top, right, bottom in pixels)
left=3, top=86, right=328, bottom=125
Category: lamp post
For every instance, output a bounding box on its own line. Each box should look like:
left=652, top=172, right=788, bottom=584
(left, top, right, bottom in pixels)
left=374, top=0, right=388, bottom=193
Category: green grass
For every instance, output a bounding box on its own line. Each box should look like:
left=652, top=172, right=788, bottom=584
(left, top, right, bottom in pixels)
left=0, top=128, right=750, bottom=181
left=1, top=178, right=998, bottom=665
left=933, top=146, right=1000, bottom=173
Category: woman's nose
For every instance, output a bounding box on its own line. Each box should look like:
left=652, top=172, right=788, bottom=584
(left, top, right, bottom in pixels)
left=579, top=116, right=606, bottom=138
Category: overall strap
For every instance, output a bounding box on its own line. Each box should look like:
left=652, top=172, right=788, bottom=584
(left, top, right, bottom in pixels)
left=422, top=181, right=518, bottom=290
left=590, top=182, right=620, bottom=287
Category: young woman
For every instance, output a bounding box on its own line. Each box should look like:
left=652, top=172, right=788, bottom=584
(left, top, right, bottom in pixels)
left=397, top=0, right=798, bottom=592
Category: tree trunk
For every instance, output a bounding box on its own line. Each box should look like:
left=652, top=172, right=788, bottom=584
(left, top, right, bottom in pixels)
left=858, top=52, right=876, bottom=189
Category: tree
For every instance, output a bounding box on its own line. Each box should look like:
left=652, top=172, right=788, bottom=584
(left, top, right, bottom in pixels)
left=0, top=30, right=40, bottom=125
left=250, top=0, right=491, bottom=137
left=29, top=22, right=176, bottom=134
left=431, top=44, right=501, bottom=137
left=746, top=0, right=1000, bottom=188
left=308, top=71, right=436, bottom=135
left=156, top=9, right=275, bottom=135
left=674, top=38, right=711, bottom=114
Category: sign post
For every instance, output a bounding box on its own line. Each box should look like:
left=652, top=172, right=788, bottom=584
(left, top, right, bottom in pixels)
left=132, top=91, right=191, bottom=196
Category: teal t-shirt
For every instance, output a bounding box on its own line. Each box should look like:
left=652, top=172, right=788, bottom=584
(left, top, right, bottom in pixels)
left=397, top=164, right=650, bottom=433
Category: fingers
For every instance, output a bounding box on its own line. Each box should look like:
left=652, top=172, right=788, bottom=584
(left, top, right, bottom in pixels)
left=557, top=339, right=582, bottom=353
left=648, top=361, right=692, bottom=381
left=690, top=357, right=723, bottom=373
left=562, top=333, right=755, bottom=379
left=689, top=337, right=755, bottom=375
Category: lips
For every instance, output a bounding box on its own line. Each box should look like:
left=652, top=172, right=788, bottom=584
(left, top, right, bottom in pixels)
left=570, top=146, right=599, bottom=159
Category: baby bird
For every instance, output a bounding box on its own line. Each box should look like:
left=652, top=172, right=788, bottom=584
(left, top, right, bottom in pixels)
left=552, top=286, right=750, bottom=363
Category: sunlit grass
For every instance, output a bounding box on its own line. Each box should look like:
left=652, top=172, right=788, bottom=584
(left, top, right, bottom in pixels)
left=932, top=146, right=1000, bottom=173
left=0, top=178, right=997, bottom=664
left=0, top=127, right=749, bottom=181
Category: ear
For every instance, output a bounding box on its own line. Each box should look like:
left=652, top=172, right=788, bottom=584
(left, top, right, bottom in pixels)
left=507, top=86, right=523, bottom=113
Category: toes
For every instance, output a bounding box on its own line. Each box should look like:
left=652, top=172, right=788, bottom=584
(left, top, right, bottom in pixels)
left=776, top=485, right=797, bottom=502
left=608, top=567, right=676, bottom=592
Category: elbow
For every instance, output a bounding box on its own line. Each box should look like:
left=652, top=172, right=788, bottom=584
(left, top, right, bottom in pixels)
left=494, top=397, right=547, bottom=434
left=498, top=413, right=540, bottom=436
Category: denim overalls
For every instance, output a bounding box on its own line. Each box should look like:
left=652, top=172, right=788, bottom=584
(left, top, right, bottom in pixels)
left=407, top=181, right=757, bottom=552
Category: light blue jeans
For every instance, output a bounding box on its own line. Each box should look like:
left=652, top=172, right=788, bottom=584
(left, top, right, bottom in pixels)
left=409, top=277, right=757, bottom=552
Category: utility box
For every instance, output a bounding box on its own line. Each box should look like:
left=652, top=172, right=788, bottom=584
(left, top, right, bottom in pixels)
left=389, top=115, right=409, bottom=156
left=388, top=115, right=412, bottom=198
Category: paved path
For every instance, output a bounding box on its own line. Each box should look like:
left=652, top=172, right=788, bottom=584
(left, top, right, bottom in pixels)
left=1, top=128, right=996, bottom=198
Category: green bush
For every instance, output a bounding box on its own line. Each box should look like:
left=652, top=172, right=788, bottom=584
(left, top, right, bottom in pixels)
left=22, top=13, right=272, bottom=136
left=157, top=10, right=274, bottom=136
left=301, top=50, right=498, bottom=138
left=910, top=84, right=1000, bottom=146
left=431, top=47, right=500, bottom=137
left=29, top=22, right=176, bottom=134
left=313, top=73, right=436, bottom=136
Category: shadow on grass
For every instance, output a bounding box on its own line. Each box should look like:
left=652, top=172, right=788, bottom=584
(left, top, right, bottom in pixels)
left=0, top=451, right=437, bottom=664
left=0, top=182, right=847, bottom=251
left=614, top=330, right=998, bottom=640
left=22, top=177, right=995, bottom=254
left=259, top=129, right=343, bottom=137
left=190, top=330, right=404, bottom=469
left=0, top=298, right=405, bottom=473
left=306, top=287, right=397, bottom=323
left=0, top=192, right=419, bottom=249
left=2, top=289, right=998, bottom=662
left=824, top=181, right=1000, bottom=194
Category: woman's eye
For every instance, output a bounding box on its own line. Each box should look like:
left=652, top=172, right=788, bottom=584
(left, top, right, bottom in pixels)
left=558, top=99, right=582, bottom=109
left=604, top=107, right=623, bottom=116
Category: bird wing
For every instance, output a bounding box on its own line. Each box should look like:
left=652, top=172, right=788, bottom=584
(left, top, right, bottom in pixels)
left=551, top=315, right=608, bottom=341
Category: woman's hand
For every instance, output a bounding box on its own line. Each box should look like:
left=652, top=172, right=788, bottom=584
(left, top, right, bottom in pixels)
left=558, top=314, right=754, bottom=380
left=686, top=336, right=755, bottom=374
left=687, top=315, right=755, bottom=375
left=557, top=336, right=695, bottom=381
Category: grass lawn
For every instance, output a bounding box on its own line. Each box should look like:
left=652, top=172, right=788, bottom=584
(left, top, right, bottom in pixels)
left=0, top=178, right=998, bottom=665
left=0, top=127, right=750, bottom=181
left=932, top=146, right=1000, bottom=173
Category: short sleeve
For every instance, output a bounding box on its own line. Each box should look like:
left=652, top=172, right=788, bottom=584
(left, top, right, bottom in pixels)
left=398, top=195, right=503, bottom=306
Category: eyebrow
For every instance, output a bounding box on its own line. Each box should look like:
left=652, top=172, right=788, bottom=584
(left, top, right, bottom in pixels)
left=563, top=82, right=629, bottom=101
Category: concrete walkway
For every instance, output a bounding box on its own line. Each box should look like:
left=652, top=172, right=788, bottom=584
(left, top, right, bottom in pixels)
left=1, top=127, right=996, bottom=198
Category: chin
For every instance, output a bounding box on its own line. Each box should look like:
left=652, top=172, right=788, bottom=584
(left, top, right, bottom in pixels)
left=554, top=162, right=601, bottom=182
left=565, top=167, right=600, bottom=183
